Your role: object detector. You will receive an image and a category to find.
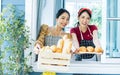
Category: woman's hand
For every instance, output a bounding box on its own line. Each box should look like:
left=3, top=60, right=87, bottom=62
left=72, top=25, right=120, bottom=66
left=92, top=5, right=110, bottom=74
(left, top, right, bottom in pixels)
left=73, top=49, right=79, bottom=54
left=33, top=43, right=41, bottom=54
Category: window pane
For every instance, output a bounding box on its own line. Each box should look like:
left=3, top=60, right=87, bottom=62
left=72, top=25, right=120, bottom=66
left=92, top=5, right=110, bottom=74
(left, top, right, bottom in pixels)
left=106, top=0, right=120, bottom=58
left=106, top=20, right=120, bottom=57
left=107, top=0, right=120, bottom=18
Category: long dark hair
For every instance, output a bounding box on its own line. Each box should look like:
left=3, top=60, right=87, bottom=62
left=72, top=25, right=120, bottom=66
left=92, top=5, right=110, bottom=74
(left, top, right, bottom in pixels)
left=56, top=8, right=70, bottom=30
left=56, top=8, right=70, bottom=19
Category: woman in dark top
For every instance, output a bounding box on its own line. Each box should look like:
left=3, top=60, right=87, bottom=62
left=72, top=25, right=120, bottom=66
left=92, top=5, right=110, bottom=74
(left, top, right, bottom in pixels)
left=70, top=8, right=102, bottom=60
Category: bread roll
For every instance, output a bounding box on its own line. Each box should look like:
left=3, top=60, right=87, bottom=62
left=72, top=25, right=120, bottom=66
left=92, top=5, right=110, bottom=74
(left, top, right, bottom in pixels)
left=87, top=46, right=94, bottom=52
left=57, top=39, right=64, bottom=49
left=79, top=46, right=87, bottom=52
left=56, top=48, right=62, bottom=53
left=50, top=45, right=57, bottom=53
left=95, top=47, right=103, bottom=53
left=43, top=46, right=53, bottom=53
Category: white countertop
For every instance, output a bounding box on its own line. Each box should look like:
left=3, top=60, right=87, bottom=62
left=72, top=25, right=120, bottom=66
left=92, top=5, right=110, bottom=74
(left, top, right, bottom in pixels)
left=32, top=58, right=120, bottom=74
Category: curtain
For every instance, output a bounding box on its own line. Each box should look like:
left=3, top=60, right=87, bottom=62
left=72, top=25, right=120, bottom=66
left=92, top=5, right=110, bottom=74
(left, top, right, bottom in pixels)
left=36, top=0, right=46, bottom=36
left=36, top=0, right=64, bottom=31
left=34, top=0, right=46, bottom=61
left=53, top=0, right=64, bottom=25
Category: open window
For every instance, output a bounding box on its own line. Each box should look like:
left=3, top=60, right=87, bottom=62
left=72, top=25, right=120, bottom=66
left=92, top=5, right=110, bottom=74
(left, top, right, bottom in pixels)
left=25, top=0, right=120, bottom=67
left=101, top=0, right=120, bottom=63
left=65, top=0, right=120, bottom=63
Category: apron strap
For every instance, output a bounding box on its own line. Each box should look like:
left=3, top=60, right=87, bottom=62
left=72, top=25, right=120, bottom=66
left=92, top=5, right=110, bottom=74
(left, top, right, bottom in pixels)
left=79, top=28, right=84, bottom=40
left=79, top=25, right=93, bottom=40
left=87, top=26, right=93, bottom=37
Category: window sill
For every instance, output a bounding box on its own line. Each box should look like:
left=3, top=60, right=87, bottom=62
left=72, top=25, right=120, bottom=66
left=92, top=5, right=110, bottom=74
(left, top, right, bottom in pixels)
left=32, top=59, right=120, bottom=74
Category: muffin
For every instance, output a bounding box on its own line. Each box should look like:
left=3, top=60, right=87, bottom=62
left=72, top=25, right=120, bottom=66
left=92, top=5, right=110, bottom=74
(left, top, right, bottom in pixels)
left=95, top=47, right=103, bottom=53
left=87, top=46, right=94, bottom=52
left=79, top=46, right=87, bottom=52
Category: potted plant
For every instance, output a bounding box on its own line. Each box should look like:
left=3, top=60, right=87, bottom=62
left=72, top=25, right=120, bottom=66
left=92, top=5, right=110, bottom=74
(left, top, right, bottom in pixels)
left=0, top=4, right=33, bottom=75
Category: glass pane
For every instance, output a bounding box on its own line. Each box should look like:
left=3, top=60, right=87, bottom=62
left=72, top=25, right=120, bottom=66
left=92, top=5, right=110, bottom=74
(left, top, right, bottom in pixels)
left=106, top=20, right=120, bottom=57
left=107, top=0, right=120, bottom=18
left=106, top=0, right=120, bottom=58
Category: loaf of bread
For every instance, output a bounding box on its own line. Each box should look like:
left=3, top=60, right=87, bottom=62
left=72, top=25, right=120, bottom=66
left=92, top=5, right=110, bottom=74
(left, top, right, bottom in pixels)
left=62, top=39, right=72, bottom=54
left=66, top=39, right=72, bottom=54
left=57, top=39, right=64, bottom=50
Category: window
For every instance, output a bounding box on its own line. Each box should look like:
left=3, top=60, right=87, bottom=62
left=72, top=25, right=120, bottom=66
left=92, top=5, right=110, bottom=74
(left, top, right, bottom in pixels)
left=23, top=0, right=120, bottom=73
left=65, top=0, right=120, bottom=63
left=106, top=0, right=120, bottom=58
left=25, top=0, right=120, bottom=66
left=101, top=0, right=120, bottom=63
left=0, top=0, right=1, bottom=12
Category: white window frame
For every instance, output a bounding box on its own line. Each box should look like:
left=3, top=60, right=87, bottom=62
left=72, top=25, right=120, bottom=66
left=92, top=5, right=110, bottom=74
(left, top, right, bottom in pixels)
left=0, top=0, right=1, bottom=12
left=25, top=0, right=37, bottom=66
left=101, top=0, right=120, bottom=63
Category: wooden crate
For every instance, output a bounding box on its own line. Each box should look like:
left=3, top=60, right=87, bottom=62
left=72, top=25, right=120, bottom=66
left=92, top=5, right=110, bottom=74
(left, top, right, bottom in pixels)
left=38, top=52, right=71, bottom=66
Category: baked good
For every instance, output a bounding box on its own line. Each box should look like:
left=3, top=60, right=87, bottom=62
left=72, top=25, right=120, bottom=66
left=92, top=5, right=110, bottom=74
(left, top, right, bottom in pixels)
left=50, top=45, right=57, bottom=53
left=87, top=46, right=94, bottom=52
left=41, top=46, right=52, bottom=53
left=66, top=39, right=72, bottom=54
left=62, top=39, right=72, bottom=54
left=95, top=47, right=103, bottom=53
left=57, top=39, right=64, bottom=49
left=79, top=46, right=87, bottom=52
left=56, top=48, right=62, bottom=53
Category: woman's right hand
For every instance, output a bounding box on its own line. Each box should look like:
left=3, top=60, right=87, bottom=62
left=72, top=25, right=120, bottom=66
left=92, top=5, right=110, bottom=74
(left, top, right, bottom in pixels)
left=73, top=49, right=79, bottom=54
left=33, top=43, right=41, bottom=54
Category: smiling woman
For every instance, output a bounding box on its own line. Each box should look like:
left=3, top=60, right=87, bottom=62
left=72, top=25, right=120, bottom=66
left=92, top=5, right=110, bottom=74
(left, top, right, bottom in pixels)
left=33, top=8, right=71, bottom=56
left=66, top=0, right=120, bottom=64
